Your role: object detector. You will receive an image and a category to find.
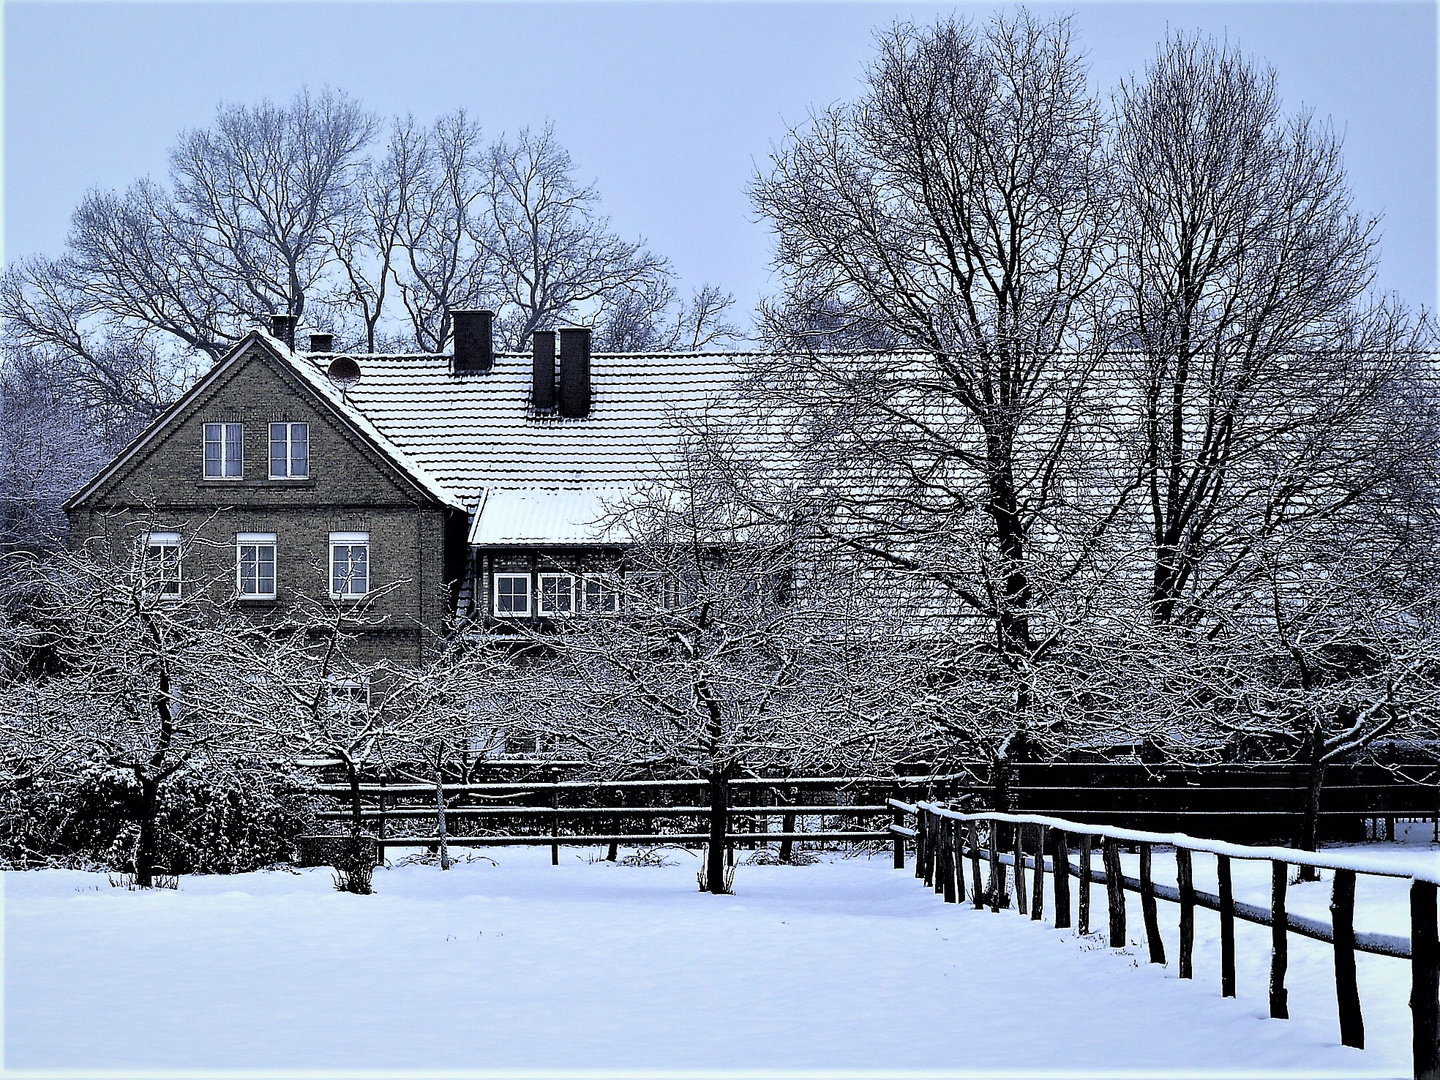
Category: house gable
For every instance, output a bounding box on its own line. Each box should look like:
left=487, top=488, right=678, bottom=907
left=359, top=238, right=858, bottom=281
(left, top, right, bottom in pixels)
left=67, top=334, right=456, bottom=514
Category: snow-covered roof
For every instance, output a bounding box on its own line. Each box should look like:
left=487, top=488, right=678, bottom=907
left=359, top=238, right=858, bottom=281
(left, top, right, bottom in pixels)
left=468, top=488, right=633, bottom=546
left=296, top=348, right=748, bottom=543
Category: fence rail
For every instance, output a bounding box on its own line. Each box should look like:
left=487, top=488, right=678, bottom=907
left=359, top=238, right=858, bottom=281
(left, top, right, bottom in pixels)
left=889, top=801, right=1439, bottom=1080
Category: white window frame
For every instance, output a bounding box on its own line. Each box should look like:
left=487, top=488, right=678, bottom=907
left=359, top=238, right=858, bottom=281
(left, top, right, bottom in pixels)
left=578, top=574, right=620, bottom=615
left=329, top=531, right=369, bottom=600
left=203, top=422, right=243, bottom=479
left=141, top=531, right=183, bottom=600
left=493, top=573, right=531, bottom=617
left=236, top=532, right=278, bottom=600
left=268, top=422, right=309, bottom=479
left=536, top=572, right=576, bottom=616
left=326, top=677, right=371, bottom=717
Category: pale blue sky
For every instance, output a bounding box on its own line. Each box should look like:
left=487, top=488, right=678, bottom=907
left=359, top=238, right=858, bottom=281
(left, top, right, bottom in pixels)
left=5, top=1, right=1436, bottom=328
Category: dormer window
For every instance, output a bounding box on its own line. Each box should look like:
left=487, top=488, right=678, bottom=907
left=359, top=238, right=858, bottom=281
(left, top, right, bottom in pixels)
left=269, top=423, right=309, bottom=479
left=203, top=423, right=243, bottom=479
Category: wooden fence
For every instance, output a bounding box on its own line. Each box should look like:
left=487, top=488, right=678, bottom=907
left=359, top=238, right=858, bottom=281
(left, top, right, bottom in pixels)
left=297, top=774, right=970, bottom=863
left=890, top=801, right=1439, bottom=1080
left=1000, top=762, right=1440, bottom=842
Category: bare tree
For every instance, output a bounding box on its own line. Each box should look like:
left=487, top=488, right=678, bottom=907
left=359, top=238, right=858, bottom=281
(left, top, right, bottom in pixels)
left=1111, top=34, right=1435, bottom=625
left=0, top=536, right=283, bottom=886
left=595, top=281, right=740, bottom=353
left=746, top=12, right=1126, bottom=794
left=509, top=440, right=921, bottom=893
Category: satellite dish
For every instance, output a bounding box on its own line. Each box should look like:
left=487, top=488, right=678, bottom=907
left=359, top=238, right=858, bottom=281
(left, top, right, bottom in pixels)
left=326, top=356, right=361, bottom=395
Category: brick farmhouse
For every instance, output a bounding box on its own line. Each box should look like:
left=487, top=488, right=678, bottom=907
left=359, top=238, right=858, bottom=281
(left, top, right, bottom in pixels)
left=64, top=313, right=742, bottom=665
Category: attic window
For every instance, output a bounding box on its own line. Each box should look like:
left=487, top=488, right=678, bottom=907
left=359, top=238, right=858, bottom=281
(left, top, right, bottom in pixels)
left=269, top=423, right=309, bottom=479
left=203, top=423, right=243, bottom=479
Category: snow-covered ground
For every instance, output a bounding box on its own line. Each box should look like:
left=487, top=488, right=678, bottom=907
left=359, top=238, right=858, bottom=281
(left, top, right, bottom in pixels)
left=4, top=832, right=1431, bottom=1075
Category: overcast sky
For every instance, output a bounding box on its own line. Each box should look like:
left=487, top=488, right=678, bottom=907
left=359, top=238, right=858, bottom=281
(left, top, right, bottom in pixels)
left=5, top=1, right=1436, bottom=332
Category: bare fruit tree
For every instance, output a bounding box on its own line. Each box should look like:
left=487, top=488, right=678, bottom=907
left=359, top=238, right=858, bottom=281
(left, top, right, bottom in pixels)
left=508, top=441, right=923, bottom=894
left=0, top=536, right=284, bottom=886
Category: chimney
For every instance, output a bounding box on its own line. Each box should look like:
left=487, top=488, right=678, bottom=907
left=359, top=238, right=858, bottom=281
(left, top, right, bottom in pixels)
left=269, top=314, right=297, bottom=350
left=531, top=331, right=557, bottom=412
left=558, top=327, right=591, bottom=418
left=452, top=309, right=494, bottom=374
left=308, top=332, right=335, bottom=353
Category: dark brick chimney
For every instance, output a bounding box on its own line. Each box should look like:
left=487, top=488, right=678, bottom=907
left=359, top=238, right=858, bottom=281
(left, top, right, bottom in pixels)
left=532, top=330, right=557, bottom=412
left=269, top=314, right=297, bottom=350
left=308, top=332, right=335, bottom=353
left=558, top=327, right=592, bottom=418
left=452, top=309, right=494, bottom=374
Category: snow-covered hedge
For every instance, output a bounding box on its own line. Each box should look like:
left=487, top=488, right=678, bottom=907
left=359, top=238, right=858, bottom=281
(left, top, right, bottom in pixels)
left=0, top=760, right=315, bottom=874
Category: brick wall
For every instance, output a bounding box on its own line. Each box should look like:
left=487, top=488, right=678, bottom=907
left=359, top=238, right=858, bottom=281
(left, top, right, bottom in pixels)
left=68, top=343, right=461, bottom=664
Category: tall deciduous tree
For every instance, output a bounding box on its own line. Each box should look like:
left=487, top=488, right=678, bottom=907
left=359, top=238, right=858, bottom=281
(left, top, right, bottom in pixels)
left=1111, top=34, right=1434, bottom=626
left=748, top=11, right=1120, bottom=765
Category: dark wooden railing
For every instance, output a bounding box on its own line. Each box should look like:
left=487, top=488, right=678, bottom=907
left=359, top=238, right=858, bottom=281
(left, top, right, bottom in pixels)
left=891, top=801, right=1439, bottom=1080
left=297, top=775, right=977, bottom=864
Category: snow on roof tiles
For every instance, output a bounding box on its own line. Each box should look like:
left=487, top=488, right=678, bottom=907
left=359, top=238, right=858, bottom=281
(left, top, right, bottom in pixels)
left=294, top=347, right=748, bottom=543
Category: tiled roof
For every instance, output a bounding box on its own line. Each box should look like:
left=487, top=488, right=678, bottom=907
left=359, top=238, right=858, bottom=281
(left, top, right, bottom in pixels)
left=295, top=347, right=748, bottom=540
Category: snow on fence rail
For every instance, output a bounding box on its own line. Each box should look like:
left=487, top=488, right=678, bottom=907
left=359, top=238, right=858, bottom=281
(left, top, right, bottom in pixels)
left=887, top=801, right=1440, bottom=1080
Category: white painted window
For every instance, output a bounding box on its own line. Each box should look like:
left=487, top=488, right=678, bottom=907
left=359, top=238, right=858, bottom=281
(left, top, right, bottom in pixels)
left=330, top=532, right=369, bottom=598
left=537, top=572, right=576, bottom=616
left=494, top=573, right=531, bottom=616
left=579, top=575, right=620, bottom=615
left=269, top=423, right=309, bottom=479
left=326, top=677, right=371, bottom=716
left=203, top=423, right=243, bottom=479
left=236, top=533, right=277, bottom=599
left=142, top=531, right=182, bottom=599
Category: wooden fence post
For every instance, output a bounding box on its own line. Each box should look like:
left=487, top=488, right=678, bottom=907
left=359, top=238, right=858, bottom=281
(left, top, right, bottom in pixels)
left=1177, top=847, right=1194, bottom=980
left=1140, top=843, right=1165, bottom=964
left=548, top=771, right=560, bottom=866
left=1412, top=879, right=1439, bottom=1080
left=1031, top=824, right=1046, bottom=921
left=953, top=817, right=966, bottom=905
left=1219, top=854, right=1236, bottom=998
left=1270, top=860, right=1289, bottom=1020
left=1014, top=824, right=1028, bottom=916
left=1079, top=834, right=1093, bottom=934
left=377, top=773, right=388, bottom=866
left=922, top=811, right=935, bottom=888
left=940, top=818, right=956, bottom=903
left=968, top=821, right=984, bottom=909
left=988, top=820, right=1004, bottom=912
left=1332, top=868, right=1365, bottom=1049
left=915, top=807, right=928, bottom=881
left=1102, top=838, right=1126, bottom=948
left=892, top=801, right=905, bottom=870
left=1054, top=831, right=1071, bottom=929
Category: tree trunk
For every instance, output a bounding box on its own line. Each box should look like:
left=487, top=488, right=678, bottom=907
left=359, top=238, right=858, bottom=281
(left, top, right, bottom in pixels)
left=345, top=759, right=364, bottom=839
left=134, top=775, right=160, bottom=888
left=705, top=771, right=730, bottom=894
left=434, top=765, right=450, bottom=871
left=1298, top=723, right=1328, bottom=882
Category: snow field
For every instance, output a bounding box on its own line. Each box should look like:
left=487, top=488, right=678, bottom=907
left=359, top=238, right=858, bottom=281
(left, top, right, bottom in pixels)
left=3, top=842, right=1425, bottom=1075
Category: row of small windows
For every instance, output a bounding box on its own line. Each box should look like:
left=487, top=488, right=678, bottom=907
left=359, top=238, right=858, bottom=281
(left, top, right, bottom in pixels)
left=202, top=423, right=309, bottom=480
left=143, top=530, right=368, bottom=600
left=494, top=572, right=620, bottom=617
